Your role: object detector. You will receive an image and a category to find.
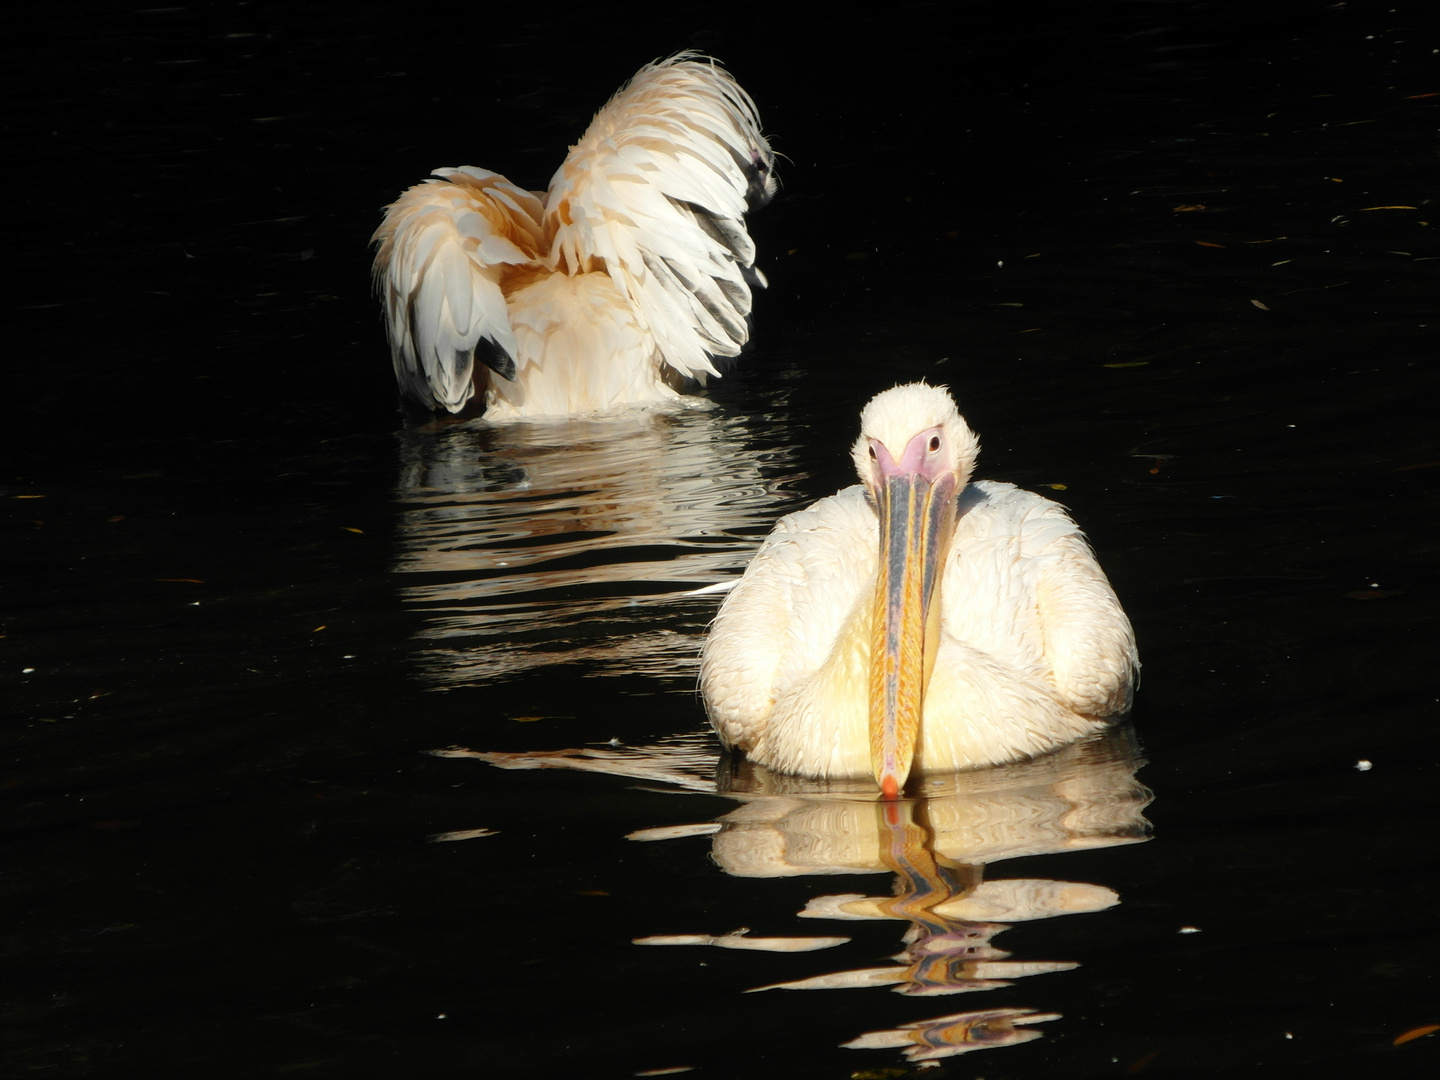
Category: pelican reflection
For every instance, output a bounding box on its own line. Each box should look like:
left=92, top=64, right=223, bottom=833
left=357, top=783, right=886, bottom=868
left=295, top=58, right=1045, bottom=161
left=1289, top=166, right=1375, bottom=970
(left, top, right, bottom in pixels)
left=393, top=404, right=800, bottom=686
left=445, top=725, right=1150, bottom=1064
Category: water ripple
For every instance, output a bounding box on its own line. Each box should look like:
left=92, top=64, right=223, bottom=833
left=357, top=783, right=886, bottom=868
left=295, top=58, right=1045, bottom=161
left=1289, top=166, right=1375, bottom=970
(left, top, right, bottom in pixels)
left=392, top=404, right=804, bottom=686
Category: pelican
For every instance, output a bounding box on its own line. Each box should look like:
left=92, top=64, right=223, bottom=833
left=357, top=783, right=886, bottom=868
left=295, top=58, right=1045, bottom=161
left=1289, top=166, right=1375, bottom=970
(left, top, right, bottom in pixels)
left=700, top=383, right=1139, bottom=798
left=371, top=54, right=775, bottom=420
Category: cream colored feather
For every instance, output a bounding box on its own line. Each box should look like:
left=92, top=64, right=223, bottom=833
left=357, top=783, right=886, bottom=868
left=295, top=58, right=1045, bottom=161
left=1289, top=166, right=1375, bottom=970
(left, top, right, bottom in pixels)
left=701, top=384, right=1139, bottom=783
left=372, top=55, right=775, bottom=418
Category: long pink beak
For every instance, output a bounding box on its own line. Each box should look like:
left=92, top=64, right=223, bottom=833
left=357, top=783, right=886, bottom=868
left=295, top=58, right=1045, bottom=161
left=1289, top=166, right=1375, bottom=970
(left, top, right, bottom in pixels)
left=868, top=430, right=957, bottom=799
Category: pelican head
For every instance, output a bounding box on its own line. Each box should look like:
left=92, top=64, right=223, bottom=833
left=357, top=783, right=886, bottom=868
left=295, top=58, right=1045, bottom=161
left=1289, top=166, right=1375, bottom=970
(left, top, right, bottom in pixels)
left=850, top=384, right=980, bottom=798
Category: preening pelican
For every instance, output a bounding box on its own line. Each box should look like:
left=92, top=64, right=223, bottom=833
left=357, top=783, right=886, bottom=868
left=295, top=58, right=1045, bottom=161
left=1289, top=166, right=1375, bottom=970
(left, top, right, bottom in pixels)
left=700, top=384, right=1138, bottom=798
left=372, top=54, right=775, bottom=419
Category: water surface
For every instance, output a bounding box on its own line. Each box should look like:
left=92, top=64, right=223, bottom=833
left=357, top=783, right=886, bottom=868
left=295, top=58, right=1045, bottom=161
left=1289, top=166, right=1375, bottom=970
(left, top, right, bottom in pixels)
left=6, top=1, right=1439, bottom=1077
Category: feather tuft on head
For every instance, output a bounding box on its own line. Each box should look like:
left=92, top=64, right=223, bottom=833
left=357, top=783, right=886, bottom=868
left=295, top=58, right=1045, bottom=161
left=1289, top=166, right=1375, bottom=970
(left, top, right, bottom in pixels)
left=850, top=382, right=980, bottom=486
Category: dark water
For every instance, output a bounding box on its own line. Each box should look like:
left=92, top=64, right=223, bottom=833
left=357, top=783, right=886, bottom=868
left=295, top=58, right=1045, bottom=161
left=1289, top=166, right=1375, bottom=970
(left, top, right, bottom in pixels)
left=7, top=1, right=1439, bottom=1076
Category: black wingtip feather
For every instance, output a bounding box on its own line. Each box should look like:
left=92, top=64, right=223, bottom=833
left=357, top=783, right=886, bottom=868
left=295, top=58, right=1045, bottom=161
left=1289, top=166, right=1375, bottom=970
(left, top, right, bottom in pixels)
left=474, top=339, right=517, bottom=382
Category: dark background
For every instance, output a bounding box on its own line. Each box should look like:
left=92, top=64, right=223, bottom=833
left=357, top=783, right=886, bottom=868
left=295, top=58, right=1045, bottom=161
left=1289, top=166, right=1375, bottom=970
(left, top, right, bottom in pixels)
left=5, top=1, right=1438, bottom=1077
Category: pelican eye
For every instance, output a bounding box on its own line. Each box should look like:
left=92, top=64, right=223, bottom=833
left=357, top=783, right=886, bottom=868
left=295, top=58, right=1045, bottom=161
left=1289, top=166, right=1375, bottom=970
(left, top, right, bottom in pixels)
left=927, top=435, right=941, bottom=453
left=868, top=445, right=877, bottom=460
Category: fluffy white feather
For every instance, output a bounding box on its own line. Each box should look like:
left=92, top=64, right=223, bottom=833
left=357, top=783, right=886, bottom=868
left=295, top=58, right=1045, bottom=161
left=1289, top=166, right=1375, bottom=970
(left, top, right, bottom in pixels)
left=701, top=384, right=1139, bottom=785
left=372, top=55, right=775, bottom=418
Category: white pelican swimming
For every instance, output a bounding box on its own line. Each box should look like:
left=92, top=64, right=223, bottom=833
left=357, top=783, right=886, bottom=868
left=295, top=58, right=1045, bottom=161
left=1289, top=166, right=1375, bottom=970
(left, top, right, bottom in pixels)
left=700, top=383, right=1138, bottom=798
left=371, top=54, right=775, bottom=419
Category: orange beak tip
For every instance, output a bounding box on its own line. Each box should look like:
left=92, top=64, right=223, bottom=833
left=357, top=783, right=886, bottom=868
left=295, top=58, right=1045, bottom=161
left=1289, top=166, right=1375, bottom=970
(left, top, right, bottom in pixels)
left=880, top=774, right=901, bottom=800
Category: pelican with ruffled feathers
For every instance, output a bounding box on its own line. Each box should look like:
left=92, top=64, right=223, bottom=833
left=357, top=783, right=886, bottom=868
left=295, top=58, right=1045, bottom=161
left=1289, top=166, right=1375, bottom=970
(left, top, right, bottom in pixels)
left=701, top=384, right=1139, bottom=798
left=371, top=54, right=775, bottom=419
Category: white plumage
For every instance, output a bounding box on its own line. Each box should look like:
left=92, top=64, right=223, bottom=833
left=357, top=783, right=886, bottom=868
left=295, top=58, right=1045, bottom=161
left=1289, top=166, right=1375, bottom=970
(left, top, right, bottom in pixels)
left=701, top=384, right=1138, bottom=795
left=372, top=55, right=775, bottom=419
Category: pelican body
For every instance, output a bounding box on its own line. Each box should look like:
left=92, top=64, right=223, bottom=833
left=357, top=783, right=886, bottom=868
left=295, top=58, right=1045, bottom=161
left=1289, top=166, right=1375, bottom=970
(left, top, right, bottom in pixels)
left=701, top=384, right=1138, bottom=797
left=372, top=54, right=775, bottom=419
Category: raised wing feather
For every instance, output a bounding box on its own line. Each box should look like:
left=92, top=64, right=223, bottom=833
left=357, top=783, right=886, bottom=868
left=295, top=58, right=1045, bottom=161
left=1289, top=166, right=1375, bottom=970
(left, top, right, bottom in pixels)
left=372, top=167, right=545, bottom=412
left=545, top=55, right=775, bottom=382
